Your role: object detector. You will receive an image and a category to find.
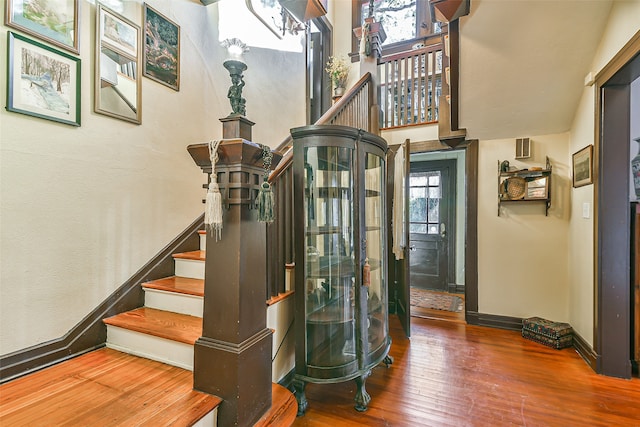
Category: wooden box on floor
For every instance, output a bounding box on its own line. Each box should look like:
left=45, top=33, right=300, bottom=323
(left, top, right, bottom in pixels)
left=522, top=317, right=573, bottom=349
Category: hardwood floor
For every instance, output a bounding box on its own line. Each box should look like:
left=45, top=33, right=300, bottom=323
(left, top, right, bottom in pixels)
left=292, top=315, right=640, bottom=426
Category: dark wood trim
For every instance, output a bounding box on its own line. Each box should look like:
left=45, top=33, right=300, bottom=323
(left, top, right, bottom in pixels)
left=464, top=139, right=479, bottom=314
left=573, top=329, right=598, bottom=372
left=596, top=83, right=632, bottom=379
left=593, top=34, right=640, bottom=379
left=466, top=311, right=523, bottom=332
left=0, top=215, right=203, bottom=384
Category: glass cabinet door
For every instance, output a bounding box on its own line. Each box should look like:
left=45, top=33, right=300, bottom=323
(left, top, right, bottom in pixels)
left=363, top=152, right=388, bottom=361
left=303, top=145, right=357, bottom=375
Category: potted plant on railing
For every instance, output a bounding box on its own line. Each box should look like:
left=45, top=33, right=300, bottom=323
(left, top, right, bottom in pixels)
left=325, top=56, right=350, bottom=98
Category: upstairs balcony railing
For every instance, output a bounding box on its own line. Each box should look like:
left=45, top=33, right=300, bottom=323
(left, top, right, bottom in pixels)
left=379, top=36, right=444, bottom=129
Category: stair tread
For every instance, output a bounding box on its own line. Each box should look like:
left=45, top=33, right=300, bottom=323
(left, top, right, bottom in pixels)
left=173, top=250, right=206, bottom=261
left=104, top=308, right=202, bottom=345
left=0, top=348, right=221, bottom=426
left=254, top=383, right=297, bottom=427
left=143, top=276, right=204, bottom=297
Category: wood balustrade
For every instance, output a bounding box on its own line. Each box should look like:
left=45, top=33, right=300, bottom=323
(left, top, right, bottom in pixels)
left=266, top=73, right=375, bottom=299
left=379, top=40, right=444, bottom=129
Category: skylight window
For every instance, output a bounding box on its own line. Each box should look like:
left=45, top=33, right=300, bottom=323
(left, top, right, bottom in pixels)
left=218, top=0, right=304, bottom=53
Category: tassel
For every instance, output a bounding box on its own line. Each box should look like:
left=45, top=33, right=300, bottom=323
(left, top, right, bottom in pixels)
left=257, top=180, right=275, bottom=223
left=204, top=140, right=223, bottom=240
left=257, top=144, right=275, bottom=223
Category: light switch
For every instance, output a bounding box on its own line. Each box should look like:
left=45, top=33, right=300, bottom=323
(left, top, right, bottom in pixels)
left=582, top=202, right=591, bottom=219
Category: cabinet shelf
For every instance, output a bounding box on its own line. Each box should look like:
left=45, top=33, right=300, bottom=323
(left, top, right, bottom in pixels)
left=306, top=257, right=381, bottom=278
left=498, top=157, right=552, bottom=216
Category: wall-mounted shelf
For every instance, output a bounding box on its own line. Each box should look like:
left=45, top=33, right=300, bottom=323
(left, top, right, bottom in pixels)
left=498, top=157, right=552, bottom=216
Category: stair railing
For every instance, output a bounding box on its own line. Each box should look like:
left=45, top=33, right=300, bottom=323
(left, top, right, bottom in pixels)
left=378, top=35, right=443, bottom=129
left=265, top=72, right=374, bottom=299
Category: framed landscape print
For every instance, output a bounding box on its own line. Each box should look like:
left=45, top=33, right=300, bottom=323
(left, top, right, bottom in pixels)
left=572, top=145, right=593, bottom=188
left=6, top=32, right=81, bottom=126
left=143, top=4, right=180, bottom=91
left=5, top=0, right=80, bottom=54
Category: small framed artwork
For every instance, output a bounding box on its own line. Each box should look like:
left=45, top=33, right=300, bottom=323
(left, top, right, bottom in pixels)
left=5, top=0, right=79, bottom=54
left=572, top=145, right=593, bottom=188
left=143, top=4, right=180, bottom=91
left=6, top=32, right=81, bottom=126
left=99, top=5, right=138, bottom=58
left=525, top=176, right=548, bottom=200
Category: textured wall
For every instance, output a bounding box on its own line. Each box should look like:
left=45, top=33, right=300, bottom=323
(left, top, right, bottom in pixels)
left=0, top=0, right=305, bottom=355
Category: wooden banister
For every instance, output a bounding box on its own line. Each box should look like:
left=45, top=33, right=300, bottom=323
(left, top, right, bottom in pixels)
left=270, top=72, right=374, bottom=182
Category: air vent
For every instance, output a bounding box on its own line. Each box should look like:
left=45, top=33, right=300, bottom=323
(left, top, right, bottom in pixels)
left=516, top=138, right=531, bottom=159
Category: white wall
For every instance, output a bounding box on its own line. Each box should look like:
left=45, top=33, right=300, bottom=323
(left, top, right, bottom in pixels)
left=477, top=133, right=570, bottom=321
left=0, top=0, right=305, bottom=355
left=568, top=0, right=640, bottom=346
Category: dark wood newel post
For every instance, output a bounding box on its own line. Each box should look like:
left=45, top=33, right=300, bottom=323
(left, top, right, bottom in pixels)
left=188, top=116, right=280, bottom=427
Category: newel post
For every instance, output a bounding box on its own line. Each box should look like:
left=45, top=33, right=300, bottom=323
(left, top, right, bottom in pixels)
left=353, top=16, right=386, bottom=134
left=187, top=117, right=280, bottom=427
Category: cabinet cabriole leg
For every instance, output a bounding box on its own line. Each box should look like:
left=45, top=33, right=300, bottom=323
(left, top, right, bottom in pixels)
left=293, top=378, right=308, bottom=416
left=354, top=370, right=371, bottom=412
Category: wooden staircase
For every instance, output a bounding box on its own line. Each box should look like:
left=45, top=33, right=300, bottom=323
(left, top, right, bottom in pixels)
left=103, top=239, right=207, bottom=371
left=0, top=230, right=296, bottom=426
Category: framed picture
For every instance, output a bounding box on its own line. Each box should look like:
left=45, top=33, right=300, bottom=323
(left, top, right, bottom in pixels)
left=5, top=0, right=79, bottom=54
left=525, top=176, right=548, bottom=200
left=143, top=4, right=180, bottom=91
left=572, top=145, right=593, bottom=187
left=6, top=31, right=81, bottom=126
left=99, top=5, right=138, bottom=58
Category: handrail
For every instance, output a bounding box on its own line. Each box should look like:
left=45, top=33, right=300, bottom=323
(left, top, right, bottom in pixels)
left=270, top=72, right=374, bottom=182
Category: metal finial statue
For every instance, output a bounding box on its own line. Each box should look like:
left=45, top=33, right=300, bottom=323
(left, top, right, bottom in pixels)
left=368, top=0, right=375, bottom=18
left=221, top=38, right=249, bottom=117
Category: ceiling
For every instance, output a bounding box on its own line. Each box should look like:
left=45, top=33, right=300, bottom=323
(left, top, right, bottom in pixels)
left=458, top=0, right=613, bottom=140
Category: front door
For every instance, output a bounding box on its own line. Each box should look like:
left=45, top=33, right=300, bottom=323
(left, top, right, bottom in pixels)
left=409, top=160, right=455, bottom=291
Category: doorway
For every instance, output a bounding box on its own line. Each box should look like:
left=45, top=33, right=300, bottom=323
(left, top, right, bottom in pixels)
left=408, top=153, right=465, bottom=323
left=595, top=35, right=640, bottom=379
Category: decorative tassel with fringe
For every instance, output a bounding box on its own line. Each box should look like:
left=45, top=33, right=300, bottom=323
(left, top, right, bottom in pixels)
left=256, top=144, right=275, bottom=223
left=205, top=140, right=223, bottom=240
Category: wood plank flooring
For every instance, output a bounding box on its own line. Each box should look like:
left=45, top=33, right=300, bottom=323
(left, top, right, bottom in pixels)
left=293, top=315, right=640, bottom=426
left=0, top=348, right=221, bottom=426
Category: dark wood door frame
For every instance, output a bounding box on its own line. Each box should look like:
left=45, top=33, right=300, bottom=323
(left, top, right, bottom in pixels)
left=403, top=139, right=478, bottom=320
left=594, top=32, right=640, bottom=379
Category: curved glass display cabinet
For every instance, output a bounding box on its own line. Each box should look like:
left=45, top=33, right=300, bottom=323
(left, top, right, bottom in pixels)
left=291, top=125, right=392, bottom=415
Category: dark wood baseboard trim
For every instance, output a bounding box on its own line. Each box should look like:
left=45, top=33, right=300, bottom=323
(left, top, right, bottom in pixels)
left=466, top=311, right=523, bottom=331
left=572, top=329, right=598, bottom=372
left=0, top=214, right=204, bottom=384
left=277, top=367, right=296, bottom=391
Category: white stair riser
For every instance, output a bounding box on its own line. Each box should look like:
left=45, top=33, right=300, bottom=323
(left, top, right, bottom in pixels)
left=106, top=325, right=194, bottom=370
left=144, top=288, right=204, bottom=317
left=200, top=233, right=206, bottom=252
left=174, top=258, right=205, bottom=279
left=193, top=409, right=217, bottom=427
